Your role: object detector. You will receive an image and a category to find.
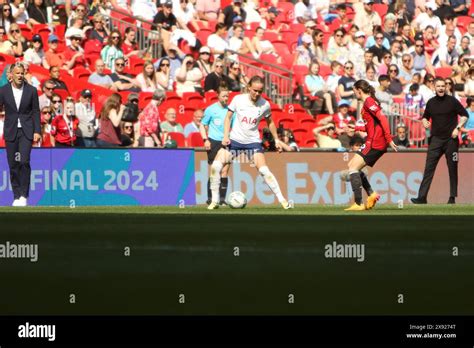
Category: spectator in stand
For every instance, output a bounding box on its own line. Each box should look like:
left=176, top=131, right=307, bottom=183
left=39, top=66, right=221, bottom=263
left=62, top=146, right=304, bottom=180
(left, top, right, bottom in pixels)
left=122, top=28, right=141, bottom=59
left=365, top=24, right=390, bottom=50
left=432, top=35, right=458, bottom=68
left=44, top=35, right=63, bottom=69
left=312, top=121, right=342, bottom=149
left=459, top=36, right=471, bottom=56
left=295, top=34, right=314, bottom=66
left=173, top=0, right=199, bottom=32
left=8, top=23, right=28, bottom=58
left=39, top=106, right=54, bottom=147
left=433, top=0, right=455, bottom=23
left=51, top=101, right=80, bottom=147
left=50, top=93, right=63, bottom=118
left=22, top=63, right=40, bottom=89
left=49, top=66, right=69, bottom=91
left=369, top=31, right=391, bottom=65
left=120, top=121, right=138, bottom=147
left=23, top=34, right=45, bottom=66
left=88, top=59, right=115, bottom=89
left=382, top=13, right=398, bottom=44
left=294, top=0, right=314, bottom=24
left=461, top=97, right=474, bottom=142
left=0, top=4, right=14, bottom=33
left=463, top=22, right=474, bottom=53
left=101, top=29, right=124, bottom=73
left=403, top=72, right=422, bottom=94
left=445, top=77, right=460, bottom=100
left=227, top=61, right=247, bottom=92
left=399, top=24, right=414, bottom=51
left=228, top=24, right=257, bottom=57
left=152, top=0, right=179, bottom=53
left=66, top=2, right=89, bottom=27
left=63, top=32, right=88, bottom=71
left=439, top=16, right=462, bottom=47
left=311, top=29, right=329, bottom=65
left=75, top=89, right=98, bottom=147
left=11, top=0, right=31, bottom=28
left=196, top=0, right=221, bottom=21
left=337, top=121, right=357, bottom=150
left=464, top=66, right=474, bottom=97
left=327, top=28, right=350, bottom=64
left=277, top=128, right=299, bottom=152
left=158, top=46, right=183, bottom=82
left=89, top=13, right=109, bottom=44
left=176, top=54, right=204, bottom=96
left=378, top=52, right=392, bottom=76
left=154, top=57, right=172, bottom=92
left=219, top=0, right=246, bottom=29
left=375, top=74, right=394, bottom=115
left=451, top=0, right=468, bottom=16
left=387, top=64, right=404, bottom=97
left=27, top=0, right=48, bottom=25
left=204, top=59, right=232, bottom=92
left=251, top=26, right=278, bottom=59
left=132, top=0, right=157, bottom=21
left=97, top=93, right=125, bottom=147
left=419, top=73, right=436, bottom=102
left=110, top=57, right=140, bottom=92
left=354, top=0, right=381, bottom=37
left=138, top=89, right=165, bottom=147
left=326, top=61, right=343, bottom=93
left=365, top=65, right=379, bottom=88
left=135, top=61, right=160, bottom=92
left=196, top=46, right=213, bottom=78
left=392, top=124, right=410, bottom=148
left=415, top=4, right=441, bottom=36
left=398, top=53, right=414, bottom=87
left=184, top=108, right=204, bottom=137
left=39, top=80, right=56, bottom=109
left=338, top=61, right=357, bottom=108
left=411, top=39, right=435, bottom=76
left=65, top=17, right=90, bottom=47
left=305, top=61, right=336, bottom=115
left=405, top=83, right=425, bottom=117
left=0, top=26, right=13, bottom=55
left=161, top=107, right=184, bottom=134
left=356, top=50, right=374, bottom=80
left=207, top=23, right=230, bottom=59
left=331, top=100, right=355, bottom=133
left=260, top=6, right=287, bottom=34
left=389, top=39, right=403, bottom=67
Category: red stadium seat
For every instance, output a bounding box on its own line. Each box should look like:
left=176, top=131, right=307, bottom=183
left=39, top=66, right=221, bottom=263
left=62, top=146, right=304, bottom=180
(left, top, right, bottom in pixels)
left=186, top=132, right=204, bottom=147
left=372, top=4, right=388, bottom=19
left=434, top=67, right=453, bottom=79
left=167, top=132, right=186, bottom=147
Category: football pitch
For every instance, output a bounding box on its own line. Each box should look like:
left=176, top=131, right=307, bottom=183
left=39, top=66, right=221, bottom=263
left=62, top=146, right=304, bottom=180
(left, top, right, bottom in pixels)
left=0, top=204, right=473, bottom=316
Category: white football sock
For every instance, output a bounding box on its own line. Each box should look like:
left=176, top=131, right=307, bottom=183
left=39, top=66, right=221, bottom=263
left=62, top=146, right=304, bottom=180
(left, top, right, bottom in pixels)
left=259, top=166, right=285, bottom=202
left=210, top=161, right=223, bottom=203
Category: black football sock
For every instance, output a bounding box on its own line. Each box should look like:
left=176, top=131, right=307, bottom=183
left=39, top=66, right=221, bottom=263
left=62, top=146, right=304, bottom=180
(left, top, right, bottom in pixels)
left=349, top=172, right=363, bottom=205
left=220, top=177, right=228, bottom=202
left=359, top=171, right=373, bottom=196
left=207, top=178, right=212, bottom=203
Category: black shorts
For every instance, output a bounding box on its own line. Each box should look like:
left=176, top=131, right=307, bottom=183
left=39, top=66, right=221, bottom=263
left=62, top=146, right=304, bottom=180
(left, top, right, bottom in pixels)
left=207, top=138, right=224, bottom=164
left=357, top=146, right=386, bottom=167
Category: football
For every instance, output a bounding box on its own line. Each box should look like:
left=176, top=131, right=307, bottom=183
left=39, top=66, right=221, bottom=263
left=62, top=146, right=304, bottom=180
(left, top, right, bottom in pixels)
left=228, top=191, right=247, bottom=209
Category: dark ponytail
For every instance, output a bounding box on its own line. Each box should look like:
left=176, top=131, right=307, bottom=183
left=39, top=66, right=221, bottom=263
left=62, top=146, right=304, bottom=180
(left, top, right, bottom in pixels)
left=354, top=79, right=380, bottom=106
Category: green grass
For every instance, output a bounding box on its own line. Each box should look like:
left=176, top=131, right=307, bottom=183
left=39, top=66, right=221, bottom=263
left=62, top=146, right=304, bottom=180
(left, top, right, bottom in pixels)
left=0, top=205, right=473, bottom=316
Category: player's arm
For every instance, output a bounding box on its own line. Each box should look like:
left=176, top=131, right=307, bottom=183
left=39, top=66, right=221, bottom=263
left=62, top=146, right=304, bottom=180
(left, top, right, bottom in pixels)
left=222, top=110, right=233, bottom=146
left=265, top=115, right=282, bottom=152
left=374, top=109, right=398, bottom=152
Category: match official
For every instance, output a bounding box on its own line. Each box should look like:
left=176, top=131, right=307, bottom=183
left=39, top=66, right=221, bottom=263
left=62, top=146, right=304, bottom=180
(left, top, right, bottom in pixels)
left=411, top=78, right=469, bottom=204
left=0, top=62, right=41, bottom=207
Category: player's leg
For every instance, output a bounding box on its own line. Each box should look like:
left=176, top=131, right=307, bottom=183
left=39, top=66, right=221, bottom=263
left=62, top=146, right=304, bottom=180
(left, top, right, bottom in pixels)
left=359, top=166, right=380, bottom=210
left=252, top=151, right=291, bottom=209
left=412, top=137, right=444, bottom=203
left=208, top=148, right=232, bottom=209
left=345, top=153, right=367, bottom=211
left=220, top=163, right=230, bottom=205
left=444, top=137, right=459, bottom=204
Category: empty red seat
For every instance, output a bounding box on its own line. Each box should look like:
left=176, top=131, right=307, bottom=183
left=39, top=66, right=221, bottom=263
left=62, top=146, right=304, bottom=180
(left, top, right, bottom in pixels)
left=186, top=132, right=204, bottom=147
left=167, top=132, right=186, bottom=147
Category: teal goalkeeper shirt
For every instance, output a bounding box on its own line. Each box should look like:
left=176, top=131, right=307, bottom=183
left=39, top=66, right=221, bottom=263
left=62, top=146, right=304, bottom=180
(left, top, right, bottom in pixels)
left=201, top=102, right=231, bottom=141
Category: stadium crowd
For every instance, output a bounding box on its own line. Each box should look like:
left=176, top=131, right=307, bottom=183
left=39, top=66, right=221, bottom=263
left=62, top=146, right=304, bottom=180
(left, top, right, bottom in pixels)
left=1, top=0, right=474, bottom=149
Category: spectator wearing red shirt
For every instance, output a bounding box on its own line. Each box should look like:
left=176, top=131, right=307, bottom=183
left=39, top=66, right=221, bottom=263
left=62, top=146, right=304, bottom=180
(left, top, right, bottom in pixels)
left=261, top=7, right=286, bottom=33
left=138, top=89, right=166, bottom=147
left=39, top=106, right=54, bottom=147
left=51, top=101, right=80, bottom=147
left=96, top=93, right=125, bottom=147
left=63, top=32, right=88, bottom=71
left=122, top=27, right=141, bottom=59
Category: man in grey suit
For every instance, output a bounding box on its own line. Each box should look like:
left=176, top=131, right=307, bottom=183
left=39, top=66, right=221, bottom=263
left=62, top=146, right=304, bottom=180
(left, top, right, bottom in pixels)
left=0, top=63, right=41, bottom=207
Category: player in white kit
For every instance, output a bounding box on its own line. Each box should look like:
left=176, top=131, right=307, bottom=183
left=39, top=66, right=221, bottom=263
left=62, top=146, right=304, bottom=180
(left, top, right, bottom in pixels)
left=208, top=76, right=292, bottom=210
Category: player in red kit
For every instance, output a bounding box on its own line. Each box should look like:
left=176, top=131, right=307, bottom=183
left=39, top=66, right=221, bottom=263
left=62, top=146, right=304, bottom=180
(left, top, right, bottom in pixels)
left=345, top=79, right=399, bottom=211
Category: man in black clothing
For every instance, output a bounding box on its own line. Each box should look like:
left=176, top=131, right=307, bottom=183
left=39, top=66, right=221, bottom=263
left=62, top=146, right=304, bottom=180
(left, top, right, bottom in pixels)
left=411, top=78, right=469, bottom=204
left=110, top=58, right=141, bottom=92
left=220, top=0, right=246, bottom=29
left=204, top=61, right=232, bottom=92
left=369, top=34, right=391, bottom=63
left=152, top=1, right=177, bottom=31
left=392, top=125, right=410, bottom=148
left=49, top=66, right=69, bottom=91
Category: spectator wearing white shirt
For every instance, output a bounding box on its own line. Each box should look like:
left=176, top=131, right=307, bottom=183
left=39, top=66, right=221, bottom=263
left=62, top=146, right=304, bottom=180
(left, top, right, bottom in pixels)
left=207, top=23, right=229, bottom=59
left=132, top=0, right=158, bottom=21
left=294, top=0, right=313, bottom=24
left=432, top=35, right=459, bottom=67
left=184, top=109, right=203, bottom=137
left=414, top=2, right=442, bottom=35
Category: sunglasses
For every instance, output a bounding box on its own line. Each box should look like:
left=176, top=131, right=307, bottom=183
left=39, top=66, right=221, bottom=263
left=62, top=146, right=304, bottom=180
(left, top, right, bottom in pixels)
left=11, top=29, right=20, bottom=33
left=376, top=36, right=383, bottom=39
left=345, top=66, right=353, bottom=70
left=427, top=79, right=434, bottom=82
left=124, top=126, right=133, bottom=129
left=389, top=69, right=398, bottom=72
left=384, top=56, right=391, bottom=59
left=186, top=61, right=194, bottom=65
left=111, top=36, right=120, bottom=39
left=76, top=8, right=86, bottom=12
left=216, top=65, right=223, bottom=68
left=200, top=52, right=210, bottom=55
left=44, top=86, right=54, bottom=91
left=116, top=62, right=125, bottom=66
left=42, top=111, right=52, bottom=114
left=53, top=100, right=61, bottom=103
left=71, top=37, right=82, bottom=41
left=415, top=44, right=424, bottom=47
left=3, top=8, right=11, bottom=11
left=403, top=59, right=410, bottom=62
left=160, top=63, right=170, bottom=67
left=335, top=34, right=344, bottom=37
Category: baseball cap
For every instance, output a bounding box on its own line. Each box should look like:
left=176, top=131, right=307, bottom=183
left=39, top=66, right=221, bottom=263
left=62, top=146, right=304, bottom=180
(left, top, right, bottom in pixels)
left=81, top=89, right=92, bottom=98
left=425, top=2, right=437, bottom=10
left=48, top=34, right=59, bottom=42
left=268, top=6, right=279, bottom=15
left=363, top=0, right=374, bottom=4
left=66, top=27, right=84, bottom=39
left=32, top=34, right=42, bottom=42
left=355, top=31, right=366, bottom=38
left=305, top=20, right=316, bottom=28
left=199, top=46, right=210, bottom=54
left=302, top=33, right=313, bottom=44
left=338, top=100, right=350, bottom=107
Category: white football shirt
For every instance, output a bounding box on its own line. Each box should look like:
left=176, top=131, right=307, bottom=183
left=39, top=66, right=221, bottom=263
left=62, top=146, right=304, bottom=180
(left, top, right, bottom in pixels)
left=228, top=93, right=271, bottom=144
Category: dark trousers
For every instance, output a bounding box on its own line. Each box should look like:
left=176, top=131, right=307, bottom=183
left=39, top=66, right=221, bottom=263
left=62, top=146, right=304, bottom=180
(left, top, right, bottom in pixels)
left=5, top=128, right=33, bottom=199
left=418, top=136, right=459, bottom=199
